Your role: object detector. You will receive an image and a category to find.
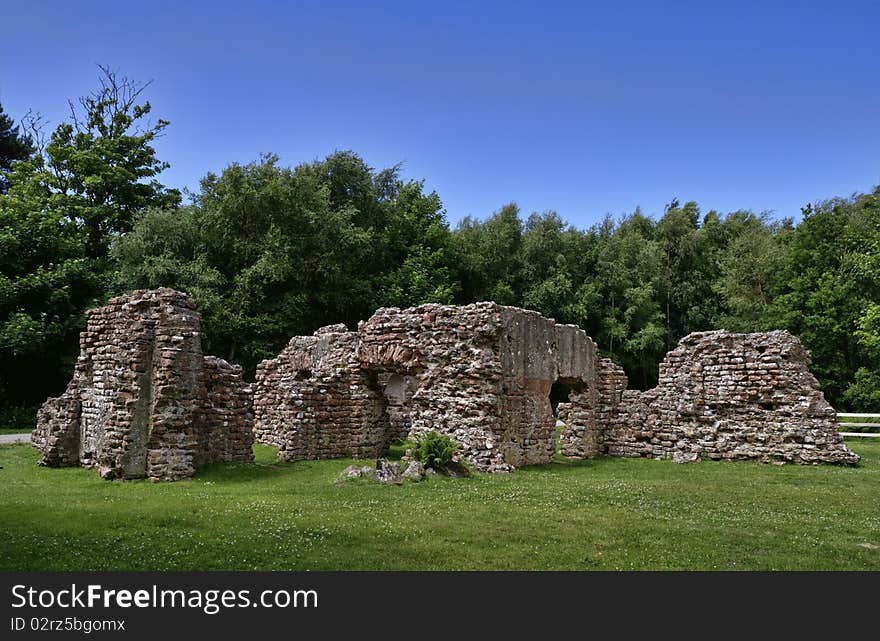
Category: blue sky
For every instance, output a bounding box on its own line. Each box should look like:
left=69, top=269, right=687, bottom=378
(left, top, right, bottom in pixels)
left=2, top=1, right=878, bottom=228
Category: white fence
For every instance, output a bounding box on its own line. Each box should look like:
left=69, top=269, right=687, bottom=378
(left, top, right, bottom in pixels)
left=838, top=413, right=880, bottom=438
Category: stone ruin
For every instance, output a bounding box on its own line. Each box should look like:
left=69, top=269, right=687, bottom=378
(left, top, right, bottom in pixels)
left=254, top=304, right=859, bottom=471
left=33, top=289, right=859, bottom=480
left=599, top=330, right=860, bottom=465
left=254, top=303, right=608, bottom=472
left=32, top=288, right=254, bottom=481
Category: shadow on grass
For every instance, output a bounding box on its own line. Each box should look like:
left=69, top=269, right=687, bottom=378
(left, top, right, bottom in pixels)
left=192, top=460, right=298, bottom=483
left=185, top=443, right=292, bottom=483
left=516, top=456, right=598, bottom=474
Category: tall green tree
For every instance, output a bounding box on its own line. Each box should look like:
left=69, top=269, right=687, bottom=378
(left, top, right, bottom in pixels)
left=714, top=211, right=789, bottom=331
left=594, top=211, right=666, bottom=388
left=115, top=151, right=455, bottom=375
left=0, top=67, right=179, bottom=422
left=840, top=188, right=880, bottom=409
left=520, top=211, right=573, bottom=318
left=377, top=179, right=458, bottom=307
left=0, top=102, right=35, bottom=194
left=453, top=203, right=523, bottom=304
left=764, top=196, right=873, bottom=404
left=656, top=200, right=699, bottom=349
left=685, top=209, right=727, bottom=330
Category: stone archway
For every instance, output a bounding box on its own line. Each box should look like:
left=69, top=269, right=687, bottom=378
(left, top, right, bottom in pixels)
left=359, top=369, right=423, bottom=458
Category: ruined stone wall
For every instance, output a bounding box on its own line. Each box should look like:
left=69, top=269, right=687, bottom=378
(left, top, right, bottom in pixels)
left=558, top=355, right=626, bottom=458
left=32, top=396, right=81, bottom=468
left=45, top=294, right=847, bottom=477
left=356, top=302, right=511, bottom=471
left=255, top=303, right=600, bottom=472
left=251, top=317, right=867, bottom=471
left=33, top=289, right=254, bottom=481
left=358, top=303, right=593, bottom=471
left=199, top=356, right=255, bottom=466
left=601, top=330, right=859, bottom=464
left=253, top=325, right=387, bottom=462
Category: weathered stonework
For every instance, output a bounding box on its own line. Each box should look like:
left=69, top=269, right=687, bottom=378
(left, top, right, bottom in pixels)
left=253, top=324, right=388, bottom=462
left=601, top=330, right=860, bottom=465
left=36, top=290, right=857, bottom=479
left=32, top=288, right=254, bottom=481
left=255, top=308, right=858, bottom=471
left=254, top=303, right=608, bottom=472
left=557, top=355, right=625, bottom=458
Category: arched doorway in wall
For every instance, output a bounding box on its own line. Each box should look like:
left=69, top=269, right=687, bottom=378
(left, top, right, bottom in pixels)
left=364, top=369, right=422, bottom=458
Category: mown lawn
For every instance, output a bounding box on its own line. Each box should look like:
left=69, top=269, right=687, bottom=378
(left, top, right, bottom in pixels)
left=1, top=440, right=878, bottom=570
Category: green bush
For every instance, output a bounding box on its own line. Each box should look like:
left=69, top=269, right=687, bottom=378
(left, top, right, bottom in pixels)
left=410, top=431, right=459, bottom=470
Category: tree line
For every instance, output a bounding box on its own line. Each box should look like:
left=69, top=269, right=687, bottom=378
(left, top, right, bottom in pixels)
left=2, top=69, right=878, bottom=428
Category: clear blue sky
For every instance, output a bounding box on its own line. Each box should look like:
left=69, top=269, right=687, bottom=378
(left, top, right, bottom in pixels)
left=2, top=1, right=878, bottom=227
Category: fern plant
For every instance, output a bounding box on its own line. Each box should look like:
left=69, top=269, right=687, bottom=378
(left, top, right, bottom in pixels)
left=410, top=431, right=459, bottom=470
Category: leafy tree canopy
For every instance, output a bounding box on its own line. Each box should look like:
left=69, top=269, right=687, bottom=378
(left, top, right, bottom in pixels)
left=0, top=102, right=35, bottom=193
left=115, top=151, right=455, bottom=375
left=0, top=66, right=178, bottom=413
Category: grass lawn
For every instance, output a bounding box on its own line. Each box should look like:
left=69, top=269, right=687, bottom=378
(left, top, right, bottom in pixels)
left=0, top=428, right=31, bottom=435
left=1, top=440, right=878, bottom=571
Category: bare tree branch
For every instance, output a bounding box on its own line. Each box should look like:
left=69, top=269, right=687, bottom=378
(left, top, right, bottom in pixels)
left=68, top=64, right=158, bottom=136
left=21, top=109, right=48, bottom=155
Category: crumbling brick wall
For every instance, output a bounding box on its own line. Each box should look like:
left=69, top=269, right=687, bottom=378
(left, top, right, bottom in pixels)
left=600, top=330, right=860, bottom=464
left=253, top=325, right=387, bottom=462
left=199, top=356, right=255, bottom=466
left=254, top=303, right=599, bottom=472
left=355, top=303, right=514, bottom=471
left=39, top=292, right=856, bottom=479
left=557, top=353, right=625, bottom=458
left=32, top=288, right=254, bottom=481
left=255, top=308, right=858, bottom=471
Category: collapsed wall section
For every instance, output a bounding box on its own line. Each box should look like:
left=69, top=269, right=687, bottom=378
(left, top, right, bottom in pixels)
left=253, top=324, right=387, bottom=462
left=199, top=356, right=255, bottom=466
left=602, top=330, right=860, bottom=464
left=218, top=302, right=861, bottom=473
left=32, top=288, right=254, bottom=481
left=554, top=324, right=604, bottom=459
left=557, top=356, right=626, bottom=459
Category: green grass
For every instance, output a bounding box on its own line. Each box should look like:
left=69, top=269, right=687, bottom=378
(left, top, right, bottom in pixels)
left=1, top=441, right=879, bottom=570
left=0, top=428, right=31, bottom=435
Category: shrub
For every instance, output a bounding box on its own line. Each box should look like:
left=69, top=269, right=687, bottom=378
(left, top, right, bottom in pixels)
left=410, top=431, right=459, bottom=470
